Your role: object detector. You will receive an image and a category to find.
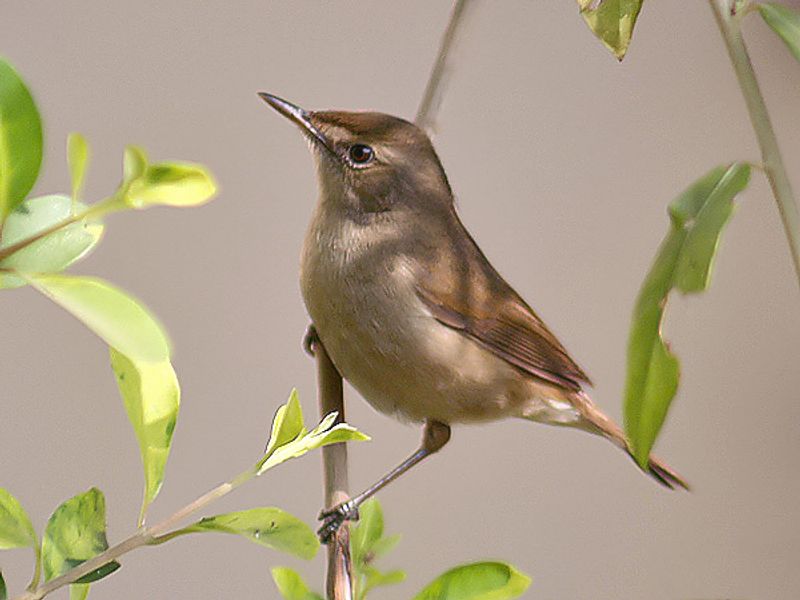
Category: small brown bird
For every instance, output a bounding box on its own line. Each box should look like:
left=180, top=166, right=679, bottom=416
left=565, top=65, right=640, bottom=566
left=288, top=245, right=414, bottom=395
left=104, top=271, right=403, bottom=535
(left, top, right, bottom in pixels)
left=259, top=93, right=688, bottom=541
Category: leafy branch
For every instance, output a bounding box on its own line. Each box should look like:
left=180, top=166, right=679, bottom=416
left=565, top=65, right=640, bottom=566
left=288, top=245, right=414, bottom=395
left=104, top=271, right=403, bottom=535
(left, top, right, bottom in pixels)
left=3, top=392, right=368, bottom=600
left=271, top=498, right=531, bottom=600
left=581, top=0, right=800, bottom=465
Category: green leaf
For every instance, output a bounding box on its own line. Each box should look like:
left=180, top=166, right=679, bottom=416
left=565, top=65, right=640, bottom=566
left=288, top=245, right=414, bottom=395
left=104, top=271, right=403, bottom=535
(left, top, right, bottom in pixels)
left=42, top=488, right=120, bottom=584
left=0, top=488, right=37, bottom=549
left=0, top=58, right=43, bottom=224
left=125, top=162, right=216, bottom=208
left=351, top=498, right=383, bottom=568
left=67, top=133, right=90, bottom=208
left=255, top=391, right=369, bottom=476
left=351, top=499, right=404, bottom=600
left=364, top=567, right=406, bottom=592
left=27, top=274, right=171, bottom=362
left=256, top=411, right=369, bottom=476
left=369, top=533, right=401, bottom=559
left=0, top=571, right=6, bottom=600
left=624, top=163, right=750, bottom=466
left=0, top=195, right=104, bottom=289
left=265, top=389, right=305, bottom=456
left=271, top=567, right=324, bottom=600
left=759, top=3, right=800, bottom=63
left=70, top=584, right=89, bottom=600
left=577, top=0, right=643, bottom=60
left=122, top=146, right=147, bottom=186
left=170, top=508, right=318, bottom=560
left=73, top=561, right=121, bottom=584
left=110, top=349, right=180, bottom=525
left=413, top=562, right=531, bottom=600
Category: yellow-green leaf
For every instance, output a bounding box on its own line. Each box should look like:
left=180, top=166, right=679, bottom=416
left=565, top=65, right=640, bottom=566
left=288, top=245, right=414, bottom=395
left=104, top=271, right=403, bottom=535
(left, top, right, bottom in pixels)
left=42, top=488, right=120, bottom=583
left=760, top=3, right=800, bottom=63
left=577, top=0, right=643, bottom=60
left=0, top=58, right=43, bottom=224
left=271, top=567, right=324, bottom=600
left=625, top=163, right=750, bottom=466
left=351, top=499, right=404, bottom=600
left=351, top=498, right=384, bottom=568
left=413, top=562, right=531, bottom=600
left=257, top=412, right=369, bottom=475
left=110, top=349, right=180, bottom=525
left=70, top=584, right=89, bottom=600
left=0, top=488, right=37, bottom=549
left=0, top=195, right=103, bottom=289
left=126, top=162, right=216, bottom=208
left=363, top=567, right=406, bottom=595
left=28, top=274, right=171, bottom=362
left=67, top=133, right=90, bottom=208
left=265, top=389, right=305, bottom=456
left=122, top=146, right=147, bottom=186
left=169, top=508, right=319, bottom=560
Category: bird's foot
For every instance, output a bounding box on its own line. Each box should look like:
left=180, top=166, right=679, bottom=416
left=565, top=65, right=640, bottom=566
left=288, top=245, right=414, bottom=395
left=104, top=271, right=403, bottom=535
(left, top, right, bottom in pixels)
left=317, top=500, right=359, bottom=544
left=303, top=324, right=319, bottom=357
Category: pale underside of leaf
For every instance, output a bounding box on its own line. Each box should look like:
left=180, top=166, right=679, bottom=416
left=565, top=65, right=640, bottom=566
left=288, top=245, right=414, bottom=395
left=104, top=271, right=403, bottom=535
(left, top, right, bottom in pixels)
left=0, top=195, right=103, bottom=289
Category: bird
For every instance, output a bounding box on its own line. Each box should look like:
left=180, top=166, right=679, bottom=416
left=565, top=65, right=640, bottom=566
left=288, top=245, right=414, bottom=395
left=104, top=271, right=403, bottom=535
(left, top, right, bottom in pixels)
left=258, top=92, right=688, bottom=541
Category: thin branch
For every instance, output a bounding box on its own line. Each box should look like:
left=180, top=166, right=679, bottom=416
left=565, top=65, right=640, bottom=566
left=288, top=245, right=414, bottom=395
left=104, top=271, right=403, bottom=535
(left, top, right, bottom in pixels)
left=12, top=469, right=255, bottom=600
left=415, top=0, right=478, bottom=136
left=312, top=333, right=354, bottom=600
left=709, top=0, right=800, bottom=286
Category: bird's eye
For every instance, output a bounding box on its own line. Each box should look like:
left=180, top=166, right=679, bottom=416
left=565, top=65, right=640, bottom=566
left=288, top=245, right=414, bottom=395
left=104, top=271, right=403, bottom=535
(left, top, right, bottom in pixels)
left=347, top=144, right=375, bottom=165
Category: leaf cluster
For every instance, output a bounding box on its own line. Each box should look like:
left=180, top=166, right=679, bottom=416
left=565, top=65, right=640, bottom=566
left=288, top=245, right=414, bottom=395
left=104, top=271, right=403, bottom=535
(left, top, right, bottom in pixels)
left=272, top=498, right=530, bottom=600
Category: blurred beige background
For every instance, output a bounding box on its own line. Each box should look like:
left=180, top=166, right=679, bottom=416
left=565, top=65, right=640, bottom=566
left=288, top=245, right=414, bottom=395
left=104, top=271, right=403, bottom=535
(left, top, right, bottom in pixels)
left=2, top=1, right=799, bottom=598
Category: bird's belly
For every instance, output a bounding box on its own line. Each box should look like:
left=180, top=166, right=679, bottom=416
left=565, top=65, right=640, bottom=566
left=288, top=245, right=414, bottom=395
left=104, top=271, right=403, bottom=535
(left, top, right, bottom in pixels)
left=304, top=267, right=529, bottom=424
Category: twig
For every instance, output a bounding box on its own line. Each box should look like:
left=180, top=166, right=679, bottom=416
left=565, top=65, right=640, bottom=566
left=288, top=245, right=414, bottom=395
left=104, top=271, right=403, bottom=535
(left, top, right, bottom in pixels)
left=313, top=334, right=354, bottom=600
left=709, top=0, right=800, bottom=287
left=415, top=0, right=478, bottom=136
left=12, top=469, right=255, bottom=600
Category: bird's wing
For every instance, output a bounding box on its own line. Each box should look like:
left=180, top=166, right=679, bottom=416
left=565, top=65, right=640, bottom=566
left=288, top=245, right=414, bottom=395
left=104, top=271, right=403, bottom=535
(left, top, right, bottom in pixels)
left=414, top=220, right=591, bottom=392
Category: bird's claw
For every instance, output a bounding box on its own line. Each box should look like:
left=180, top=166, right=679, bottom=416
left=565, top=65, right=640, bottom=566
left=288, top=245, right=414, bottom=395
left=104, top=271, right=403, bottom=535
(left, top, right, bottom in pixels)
left=317, top=500, right=359, bottom=544
left=303, top=324, right=319, bottom=357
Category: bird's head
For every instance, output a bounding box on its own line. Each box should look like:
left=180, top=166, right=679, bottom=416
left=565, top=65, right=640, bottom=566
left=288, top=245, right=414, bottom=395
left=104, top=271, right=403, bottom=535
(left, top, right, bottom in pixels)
left=259, top=93, right=453, bottom=217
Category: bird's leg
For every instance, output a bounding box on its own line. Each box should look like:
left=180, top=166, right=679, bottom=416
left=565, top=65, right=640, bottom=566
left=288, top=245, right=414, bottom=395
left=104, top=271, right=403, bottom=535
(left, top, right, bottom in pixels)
left=318, top=419, right=451, bottom=543
left=303, top=323, right=319, bottom=356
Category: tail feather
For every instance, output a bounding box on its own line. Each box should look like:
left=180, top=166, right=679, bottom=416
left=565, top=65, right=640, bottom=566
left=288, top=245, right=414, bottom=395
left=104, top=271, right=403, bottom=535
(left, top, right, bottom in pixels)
left=573, top=391, right=690, bottom=491
left=636, top=452, right=689, bottom=491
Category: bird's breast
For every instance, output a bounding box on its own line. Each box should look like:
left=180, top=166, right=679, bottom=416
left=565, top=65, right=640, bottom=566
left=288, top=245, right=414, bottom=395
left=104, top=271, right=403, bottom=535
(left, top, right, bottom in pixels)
left=299, top=207, right=532, bottom=424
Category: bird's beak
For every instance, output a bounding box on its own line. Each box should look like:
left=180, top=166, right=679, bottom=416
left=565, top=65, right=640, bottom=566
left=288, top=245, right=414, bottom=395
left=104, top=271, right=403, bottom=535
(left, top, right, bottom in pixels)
left=258, top=92, right=334, bottom=154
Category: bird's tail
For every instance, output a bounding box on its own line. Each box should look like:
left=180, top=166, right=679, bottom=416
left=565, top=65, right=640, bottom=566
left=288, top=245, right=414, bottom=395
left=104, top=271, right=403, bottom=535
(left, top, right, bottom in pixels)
left=573, top=391, right=689, bottom=491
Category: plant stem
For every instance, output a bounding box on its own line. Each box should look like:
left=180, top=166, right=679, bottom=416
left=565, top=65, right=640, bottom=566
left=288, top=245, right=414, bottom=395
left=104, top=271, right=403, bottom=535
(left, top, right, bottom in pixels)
left=709, top=0, right=800, bottom=286
left=313, top=335, right=354, bottom=600
left=415, top=0, right=478, bottom=135
left=12, top=467, right=256, bottom=600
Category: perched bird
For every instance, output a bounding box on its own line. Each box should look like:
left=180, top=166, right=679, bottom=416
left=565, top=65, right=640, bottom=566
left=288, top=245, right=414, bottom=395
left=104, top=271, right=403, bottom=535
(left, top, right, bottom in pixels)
left=259, top=93, right=688, bottom=541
